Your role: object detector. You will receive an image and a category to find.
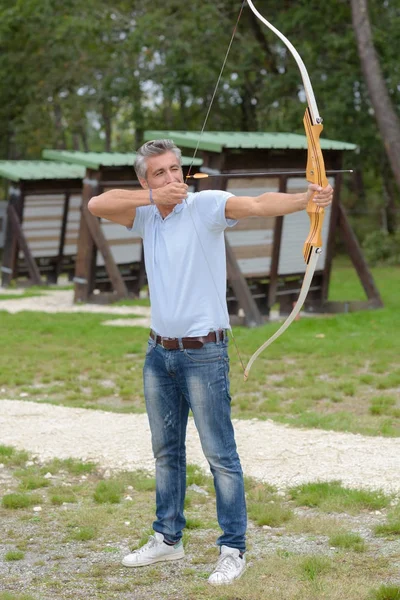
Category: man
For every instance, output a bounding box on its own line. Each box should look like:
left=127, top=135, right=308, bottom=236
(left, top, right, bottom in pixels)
left=88, top=139, right=333, bottom=585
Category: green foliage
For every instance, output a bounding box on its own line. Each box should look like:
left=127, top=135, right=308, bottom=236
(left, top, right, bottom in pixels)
left=2, top=492, right=41, bottom=509
left=329, top=531, right=366, bottom=552
left=289, top=481, right=390, bottom=513
left=247, top=483, right=293, bottom=527
left=4, top=550, right=25, bottom=561
left=69, top=526, right=97, bottom=541
left=299, top=555, right=331, bottom=581
left=362, top=231, right=400, bottom=266
left=0, top=594, right=36, bottom=600
left=93, top=480, right=124, bottom=504
left=375, top=520, right=400, bottom=538
left=369, top=586, right=400, bottom=600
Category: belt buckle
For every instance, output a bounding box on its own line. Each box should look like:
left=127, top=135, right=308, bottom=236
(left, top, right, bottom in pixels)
left=160, top=337, right=167, bottom=348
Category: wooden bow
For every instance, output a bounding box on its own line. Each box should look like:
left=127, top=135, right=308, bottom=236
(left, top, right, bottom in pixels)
left=243, top=0, right=329, bottom=381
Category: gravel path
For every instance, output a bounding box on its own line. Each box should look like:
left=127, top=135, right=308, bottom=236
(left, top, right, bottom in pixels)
left=1, top=399, right=400, bottom=494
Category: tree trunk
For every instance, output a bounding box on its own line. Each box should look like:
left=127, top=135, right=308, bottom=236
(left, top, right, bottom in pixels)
left=351, top=0, right=400, bottom=195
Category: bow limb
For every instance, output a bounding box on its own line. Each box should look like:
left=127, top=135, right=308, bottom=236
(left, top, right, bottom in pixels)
left=243, top=1, right=329, bottom=381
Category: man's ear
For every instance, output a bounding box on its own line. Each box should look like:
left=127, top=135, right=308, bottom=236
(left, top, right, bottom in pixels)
left=138, top=177, right=148, bottom=190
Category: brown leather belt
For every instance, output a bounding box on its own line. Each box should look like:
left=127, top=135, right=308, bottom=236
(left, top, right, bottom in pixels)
left=150, top=329, right=224, bottom=350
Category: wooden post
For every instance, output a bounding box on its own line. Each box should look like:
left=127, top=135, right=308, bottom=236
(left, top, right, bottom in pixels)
left=268, top=175, right=288, bottom=309
left=6, top=205, right=43, bottom=285
left=337, top=202, right=383, bottom=307
left=225, top=239, right=264, bottom=327
left=54, top=191, right=71, bottom=281
left=321, top=174, right=342, bottom=303
left=74, top=172, right=99, bottom=302
left=1, top=185, right=24, bottom=287
left=74, top=170, right=129, bottom=303
left=81, top=204, right=129, bottom=299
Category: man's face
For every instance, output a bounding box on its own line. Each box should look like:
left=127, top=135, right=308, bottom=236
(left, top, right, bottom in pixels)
left=139, top=151, right=184, bottom=190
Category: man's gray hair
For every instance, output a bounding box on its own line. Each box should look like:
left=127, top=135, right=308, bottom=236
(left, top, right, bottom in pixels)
left=134, top=139, right=182, bottom=180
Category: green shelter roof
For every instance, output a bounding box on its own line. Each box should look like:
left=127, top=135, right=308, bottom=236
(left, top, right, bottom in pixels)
left=42, top=149, right=203, bottom=169
left=144, top=131, right=357, bottom=153
left=0, top=161, right=85, bottom=182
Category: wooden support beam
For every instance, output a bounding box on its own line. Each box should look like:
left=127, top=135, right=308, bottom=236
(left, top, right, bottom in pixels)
left=7, top=205, right=43, bottom=285
left=74, top=174, right=99, bottom=302
left=74, top=171, right=129, bottom=303
left=337, top=202, right=383, bottom=307
left=81, top=204, right=129, bottom=299
left=225, top=238, right=263, bottom=327
left=321, top=174, right=342, bottom=303
left=268, top=176, right=288, bottom=308
left=54, top=191, right=71, bottom=282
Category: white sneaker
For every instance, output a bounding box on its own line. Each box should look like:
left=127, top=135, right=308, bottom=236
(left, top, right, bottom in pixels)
left=122, top=532, right=184, bottom=567
left=208, top=545, right=246, bottom=585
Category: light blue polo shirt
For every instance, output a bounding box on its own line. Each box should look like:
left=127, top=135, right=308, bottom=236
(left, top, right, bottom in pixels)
left=129, top=190, right=237, bottom=338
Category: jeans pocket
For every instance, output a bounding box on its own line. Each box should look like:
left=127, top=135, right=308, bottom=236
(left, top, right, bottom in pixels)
left=183, top=343, right=226, bottom=364
left=146, top=339, right=156, bottom=355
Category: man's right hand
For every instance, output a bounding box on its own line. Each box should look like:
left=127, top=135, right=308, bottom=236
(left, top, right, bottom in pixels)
left=152, top=182, right=189, bottom=206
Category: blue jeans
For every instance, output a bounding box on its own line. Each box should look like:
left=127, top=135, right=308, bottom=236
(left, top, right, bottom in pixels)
left=143, top=333, right=247, bottom=553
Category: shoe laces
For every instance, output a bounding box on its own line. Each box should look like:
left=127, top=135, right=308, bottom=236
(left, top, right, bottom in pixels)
left=133, top=535, right=157, bottom=555
left=214, top=552, right=241, bottom=576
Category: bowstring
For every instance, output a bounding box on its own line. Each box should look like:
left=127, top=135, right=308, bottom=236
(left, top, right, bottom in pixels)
left=185, top=2, right=247, bottom=373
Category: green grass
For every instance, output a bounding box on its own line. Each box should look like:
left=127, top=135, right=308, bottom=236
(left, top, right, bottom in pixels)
left=0, top=594, right=36, bottom=600
left=0, top=447, right=399, bottom=600
left=247, top=483, right=293, bottom=527
left=375, top=519, right=400, bottom=538
left=1, top=261, right=399, bottom=437
left=329, top=531, right=366, bottom=552
left=4, top=550, right=25, bottom=561
left=369, top=585, right=400, bottom=600
left=298, top=555, right=332, bottom=581
left=93, top=479, right=124, bottom=504
left=289, top=481, right=390, bottom=513
left=2, top=492, right=42, bottom=509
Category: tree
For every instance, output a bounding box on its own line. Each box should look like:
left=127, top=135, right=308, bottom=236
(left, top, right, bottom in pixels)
left=350, top=0, right=400, bottom=231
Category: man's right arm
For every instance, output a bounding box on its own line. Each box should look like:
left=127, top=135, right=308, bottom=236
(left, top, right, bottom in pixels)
left=88, top=182, right=189, bottom=228
left=88, top=189, right=151, bottom=228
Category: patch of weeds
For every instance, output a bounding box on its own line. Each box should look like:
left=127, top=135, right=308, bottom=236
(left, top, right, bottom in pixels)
left=368, top=585, right=400, bottom=600
left=375, top=519, right=400, bottom=538
left=329, top=531, right=366, bottom=552
left=0, top=593, right=36, bottom=600
left=44, top=457, right=97, bottom=475
left=2, top=492, right=42, bottom=509
left=247, top=484, right=293, bottom=527
left=69, top=526, right=97, bottom=541
left=186, top=464, right=209, bottom=487
left=299, top=555, right=331, bottom=581
left=17, top=470, right=50, bottom=491
left=4, top=550, right=25, bottom=561
left=49, top=486, right=77, bottom=505
left=93, top=479, right=124, bottom=504
left=131, top=472, right=156, bottom=492
left=289, top=480, right=390, bottom=513
left=185, top=517, right=204, bottom=529
left=0, top=445, right=29, bottom=467
left=369, top=396, right=397, bottom=416
left=378, top=419, right=399, bottom=436
left=376, top=372, right=400, bottom=390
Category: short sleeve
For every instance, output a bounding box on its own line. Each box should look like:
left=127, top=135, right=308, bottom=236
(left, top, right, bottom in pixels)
left=126, top=206, right=146, bottom=238
left=191, top=190, right=237, bottom=232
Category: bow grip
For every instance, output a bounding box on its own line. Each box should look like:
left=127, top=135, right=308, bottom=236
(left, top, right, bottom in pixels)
left=303, top=109, right=329, bottom=263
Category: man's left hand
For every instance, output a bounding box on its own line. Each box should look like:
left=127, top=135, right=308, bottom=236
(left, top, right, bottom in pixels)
left=306, top=183, right=334, bottom=207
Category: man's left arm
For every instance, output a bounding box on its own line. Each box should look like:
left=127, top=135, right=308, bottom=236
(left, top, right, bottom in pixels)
left=225, top=183, right=333, bottom=220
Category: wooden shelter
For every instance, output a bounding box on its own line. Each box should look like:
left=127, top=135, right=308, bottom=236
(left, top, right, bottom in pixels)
left=143, top=131, right=383, bottom=325
left=0, top=161, right=85, bottom=287
left=42, top=150, right=203, bottom=303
